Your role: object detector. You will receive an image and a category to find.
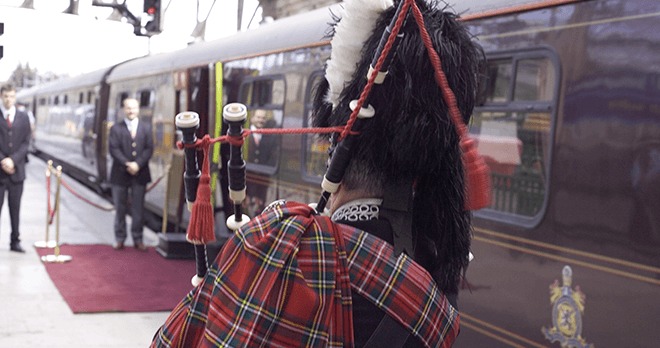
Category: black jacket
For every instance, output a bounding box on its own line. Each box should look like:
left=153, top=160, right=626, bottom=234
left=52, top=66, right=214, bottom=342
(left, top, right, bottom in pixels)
left=0, top=109, right=31, bottom=183
left=108, top=119, right=153, bottom=186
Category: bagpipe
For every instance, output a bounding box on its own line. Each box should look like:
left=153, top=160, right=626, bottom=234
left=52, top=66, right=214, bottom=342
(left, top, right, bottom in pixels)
left=175, top=0, right=492, bottom=286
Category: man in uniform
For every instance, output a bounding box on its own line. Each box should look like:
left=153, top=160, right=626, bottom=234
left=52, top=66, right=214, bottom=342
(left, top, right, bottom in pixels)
left=0, top=84, right=32, bottom=253
left=109, top=97, right=153, bottom=251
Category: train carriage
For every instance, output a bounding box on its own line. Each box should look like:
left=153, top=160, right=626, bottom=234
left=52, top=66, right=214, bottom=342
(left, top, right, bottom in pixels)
left=16, top=0, right=660, bottom=347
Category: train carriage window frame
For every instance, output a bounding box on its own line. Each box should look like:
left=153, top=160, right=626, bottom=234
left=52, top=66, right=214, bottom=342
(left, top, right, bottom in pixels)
left=238, top=75, right=286, bottom=176
left=471, top=46, right=560, bottom=229
left=137, top=89, right=156, bottom=125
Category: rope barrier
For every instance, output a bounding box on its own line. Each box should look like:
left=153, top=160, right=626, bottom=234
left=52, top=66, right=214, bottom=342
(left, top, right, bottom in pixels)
left=59, top=178, right=114, bottom=212
left=44, top=161, right=171, bottom=215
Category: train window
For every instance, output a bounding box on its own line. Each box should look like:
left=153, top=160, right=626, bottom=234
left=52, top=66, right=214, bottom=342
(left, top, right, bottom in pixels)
left=118, top=92, right=130, bottom=109
left=514, top=58, right=555, bottom=101
left=139, top=90, right=153, bottom=108
left=53, top=95, right=59, bottom=105
left=245, top=109, right=282, bottom=167
left=303, top=72, right=330, bottom=182
left=39, top=98, right=46, bottom=106
left=63, top=94, right=68, bottom=105
left=79, top=92, right=84, bottom=104
left=87, top=91, right=93, bottom=104
left=138, top=89, right=155, bottom=124
left=271, top=80, right=285, bottom=105
left=240, top=84, right=253, bottom=105
left=238, top=76, right=285, bottom=173
left=485, top=59, right=513, bottom=103
left=471, top=48, right=559, bottom=227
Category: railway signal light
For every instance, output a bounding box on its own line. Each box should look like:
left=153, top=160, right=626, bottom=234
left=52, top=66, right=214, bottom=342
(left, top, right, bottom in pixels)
left=143, top=0, right=164, bottom=35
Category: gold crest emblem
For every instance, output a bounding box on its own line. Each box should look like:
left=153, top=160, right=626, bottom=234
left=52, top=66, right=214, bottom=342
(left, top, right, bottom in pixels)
left=542, top=266, right=594, bottom=348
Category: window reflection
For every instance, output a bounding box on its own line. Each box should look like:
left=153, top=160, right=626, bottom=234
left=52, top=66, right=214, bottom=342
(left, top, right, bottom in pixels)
left=471, top=51, right=557, bottom=219
left=246, top=109, right=280, bottom=166
left=514, top=58, right=555, bottom=101
left=305, top=108, right=331, bottom=178
left=485, top=59, right=512, bottom=103
left=304, top=74, right=330, bottom=179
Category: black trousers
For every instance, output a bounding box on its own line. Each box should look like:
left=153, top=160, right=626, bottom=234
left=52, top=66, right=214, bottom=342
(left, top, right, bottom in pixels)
left=111, top=184, right=146, bottom=245
left=0, top=180, right=24, bottom=245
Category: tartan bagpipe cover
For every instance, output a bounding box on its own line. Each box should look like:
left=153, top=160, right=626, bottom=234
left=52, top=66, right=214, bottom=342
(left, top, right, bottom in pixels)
left=151, top=202, right=459, bottom=348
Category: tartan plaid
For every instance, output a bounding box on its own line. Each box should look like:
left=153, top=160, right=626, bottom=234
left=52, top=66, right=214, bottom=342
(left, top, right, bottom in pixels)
left=151, top=202, right=458, bottom=348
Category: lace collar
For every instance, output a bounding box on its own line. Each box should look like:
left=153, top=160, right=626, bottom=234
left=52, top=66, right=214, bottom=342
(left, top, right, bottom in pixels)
left=331, top=198, right=383, bottom=222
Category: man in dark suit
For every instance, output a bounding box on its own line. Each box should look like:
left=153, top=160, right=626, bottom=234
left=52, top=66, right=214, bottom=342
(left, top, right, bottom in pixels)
left=0, top=84, right=31, bottom=253
left=109, top=97, right=153, bottom=251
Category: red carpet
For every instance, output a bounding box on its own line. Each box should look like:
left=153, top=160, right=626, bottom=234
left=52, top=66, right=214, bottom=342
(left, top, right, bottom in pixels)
left=36, top=244, right=196, bottom=314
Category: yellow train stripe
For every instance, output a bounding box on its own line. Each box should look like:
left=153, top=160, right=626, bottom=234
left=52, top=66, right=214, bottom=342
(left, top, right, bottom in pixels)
left=474, top=227, right=660, bottom=274
left=461, top=313, right=551, bottom=348
left=473, top=236, right=660, bottom=286
left=477, top=11, right=660, bottom=40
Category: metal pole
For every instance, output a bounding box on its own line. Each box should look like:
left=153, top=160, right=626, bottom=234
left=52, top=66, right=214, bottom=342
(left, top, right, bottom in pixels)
left=35, top=160, right=56, bottom=248
left=41, top=165, right=72, bottom=263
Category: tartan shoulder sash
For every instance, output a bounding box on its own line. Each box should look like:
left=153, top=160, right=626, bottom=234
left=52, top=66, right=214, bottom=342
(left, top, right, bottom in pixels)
left=151, top=202, right=458, bottom=348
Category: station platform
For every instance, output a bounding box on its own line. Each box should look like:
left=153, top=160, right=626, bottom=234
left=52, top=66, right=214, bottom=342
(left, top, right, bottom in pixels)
left=0, top=155, right=170, bottom=347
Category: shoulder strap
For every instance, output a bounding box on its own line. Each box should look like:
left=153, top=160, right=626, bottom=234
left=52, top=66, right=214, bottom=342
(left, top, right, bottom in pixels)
left=336, top=221, right=459, bottom=348
left=363, top=314, right=411, bottom=348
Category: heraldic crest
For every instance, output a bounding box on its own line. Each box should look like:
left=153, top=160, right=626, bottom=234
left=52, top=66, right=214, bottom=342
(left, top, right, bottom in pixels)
left=542, top=265, right=594, bottom=348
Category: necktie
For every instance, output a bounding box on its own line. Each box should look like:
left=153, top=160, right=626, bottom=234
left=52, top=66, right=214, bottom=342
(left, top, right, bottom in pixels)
left=6, top=115, right=11, bottom=127
left=131, top=127, right=136, bottom=139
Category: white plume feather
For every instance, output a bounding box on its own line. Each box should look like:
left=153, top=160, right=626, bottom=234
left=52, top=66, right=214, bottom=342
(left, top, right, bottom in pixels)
left=325, top=0, right=394, bottom=107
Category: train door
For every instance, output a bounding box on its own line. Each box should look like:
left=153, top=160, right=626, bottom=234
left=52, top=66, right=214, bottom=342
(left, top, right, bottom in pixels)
left=167, top=66, right=211, bottom=230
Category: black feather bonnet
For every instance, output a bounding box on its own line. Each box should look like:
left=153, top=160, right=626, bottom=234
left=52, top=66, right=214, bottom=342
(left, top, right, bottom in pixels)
left=312, top=0, right=483, bottom=295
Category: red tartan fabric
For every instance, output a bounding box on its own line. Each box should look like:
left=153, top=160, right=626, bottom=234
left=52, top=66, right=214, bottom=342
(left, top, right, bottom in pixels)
left=151, top=202, right=458, bottom=348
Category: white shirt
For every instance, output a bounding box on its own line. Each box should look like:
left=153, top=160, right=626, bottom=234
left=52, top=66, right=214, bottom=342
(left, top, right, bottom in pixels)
left=124, top=117, right=139, bottom=135
left=0, top=105, right=16, bottom=125
left=250, top=125, right=262, bottom=144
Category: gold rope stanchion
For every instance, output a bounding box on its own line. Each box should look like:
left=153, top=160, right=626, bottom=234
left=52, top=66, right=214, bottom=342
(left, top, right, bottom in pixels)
left=35, top=160, right=57, bottom=248
left=41, top=165, right=72, bottom=263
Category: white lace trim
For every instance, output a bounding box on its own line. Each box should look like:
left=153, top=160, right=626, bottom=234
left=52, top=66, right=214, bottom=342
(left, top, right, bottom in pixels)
left=331, top=198, right=383, bottom=222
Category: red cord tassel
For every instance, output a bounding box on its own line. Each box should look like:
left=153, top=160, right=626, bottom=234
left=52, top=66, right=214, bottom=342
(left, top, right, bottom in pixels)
left=186, top=135, right=216, bottom=245
left=461, top=137, right=492, bottom=211
left=408, top=0, right=492, bottom=211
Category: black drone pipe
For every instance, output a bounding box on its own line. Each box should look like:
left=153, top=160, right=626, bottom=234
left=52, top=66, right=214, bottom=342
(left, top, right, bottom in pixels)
left=315, top=0, right=409, bottom=213
left=175, top=112, right=208, bottom=285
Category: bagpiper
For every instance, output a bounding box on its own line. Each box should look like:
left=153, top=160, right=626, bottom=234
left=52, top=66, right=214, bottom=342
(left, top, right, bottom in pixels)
left=152, top=0, right=485, bottom=347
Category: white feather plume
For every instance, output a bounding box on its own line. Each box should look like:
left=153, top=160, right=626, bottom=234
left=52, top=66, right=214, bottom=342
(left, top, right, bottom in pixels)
left=325, top=0, right=394, bottom=107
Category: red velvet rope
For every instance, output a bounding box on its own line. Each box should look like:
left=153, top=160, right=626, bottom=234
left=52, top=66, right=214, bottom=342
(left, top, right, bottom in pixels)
left=46, top=174, right=55, bottom=225
left=60, top=178, right=114, bottom=212
left=45, top=168, right=115, bottom=228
